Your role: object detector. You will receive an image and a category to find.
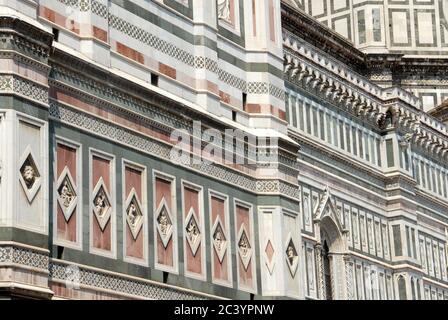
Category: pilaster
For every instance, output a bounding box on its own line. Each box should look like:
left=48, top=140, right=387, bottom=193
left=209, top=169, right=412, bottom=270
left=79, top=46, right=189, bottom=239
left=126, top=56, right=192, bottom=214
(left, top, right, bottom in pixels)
left=0, top=15, right=53, bottom=299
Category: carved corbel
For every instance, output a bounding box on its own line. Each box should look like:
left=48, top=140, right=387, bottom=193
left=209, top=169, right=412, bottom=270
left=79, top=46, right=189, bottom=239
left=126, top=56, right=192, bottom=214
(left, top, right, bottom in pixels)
left=311, top=76, right=321, bottom=89
left=319, top=81, right=329, bottom=92
left=284, top=62, right=292, bottom=75
left=305, top=71, right=315, bottom=85
left=284, top=55, right=292, bottom=73
left=332, top=87, right=342, bottom=101
left=290, top=66, right=300, bottom=79
left=399, top=133, right=414, bottom=149
left=325, top=82, right=335, bottom=98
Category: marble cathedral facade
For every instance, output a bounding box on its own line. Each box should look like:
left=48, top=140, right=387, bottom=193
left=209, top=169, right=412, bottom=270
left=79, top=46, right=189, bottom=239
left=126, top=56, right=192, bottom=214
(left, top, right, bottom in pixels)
left=0, top=0, right=447, bottom=300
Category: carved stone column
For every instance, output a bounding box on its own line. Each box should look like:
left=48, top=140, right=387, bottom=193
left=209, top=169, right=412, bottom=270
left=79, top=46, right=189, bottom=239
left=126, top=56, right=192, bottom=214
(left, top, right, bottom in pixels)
left=343, top=255, right=354, bottom=300
left=314, top=243, right=325, bottom=300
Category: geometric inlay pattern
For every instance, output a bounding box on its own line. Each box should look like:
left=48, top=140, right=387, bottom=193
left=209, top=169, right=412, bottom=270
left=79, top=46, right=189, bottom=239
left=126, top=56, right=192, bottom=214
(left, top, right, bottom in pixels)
left=48, top=261, right=211, bottom=300
left=50, top=102, right=300, bottom=200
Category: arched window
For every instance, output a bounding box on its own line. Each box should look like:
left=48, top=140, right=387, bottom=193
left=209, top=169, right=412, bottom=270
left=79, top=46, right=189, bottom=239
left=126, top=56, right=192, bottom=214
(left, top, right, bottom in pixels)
left=322, top=240, right=333, bottom=300
left=416, top=279, right=421, bottom=300
left=411, top=278, right=416, bottom=300
left=398, top=275, right=407, bottom=300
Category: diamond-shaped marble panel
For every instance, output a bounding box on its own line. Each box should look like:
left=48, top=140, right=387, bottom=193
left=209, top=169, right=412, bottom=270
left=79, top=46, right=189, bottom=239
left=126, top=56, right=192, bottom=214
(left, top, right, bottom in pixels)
left=264, top=239, right=275, bottom=275
left=285, top=238, right=299, bottom=277
left=57, top=167, right=77, bottom=221
left=237, top=226, right=252, bottom=271
left=92, top=178, right=112, bottom=231
left=19, top=146, right=41, bottom=203
left=212, top=217, right=227, bottom=263
left=156, top=198, right=173, bottom=248
left=185, top=208, right=201, bottom=256
left=125, top=189, right=143, bottom=240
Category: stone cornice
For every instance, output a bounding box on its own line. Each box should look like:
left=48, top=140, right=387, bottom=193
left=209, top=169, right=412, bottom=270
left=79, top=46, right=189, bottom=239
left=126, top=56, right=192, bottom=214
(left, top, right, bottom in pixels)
left=290, top=128, right=386, bottom=187
left=283, top=49, right=384, bottom=128
left=283, top=34, right=448, bottom=163
left=0, top=16, right=53, bottom=58
left=395, top=56, right=448, bottom=78
left=429, top=100, right=448, bottom=123
left=51, top=48, right=298, bottom=153
left=49, top=100, right=301, bottom=200
left=281, top=2, right=366, bottom=72
left=49, top=63, right=301, bottom=181
left=49, top=259, right=221, bottom=300
left=281, top=3, right=448, bottom=163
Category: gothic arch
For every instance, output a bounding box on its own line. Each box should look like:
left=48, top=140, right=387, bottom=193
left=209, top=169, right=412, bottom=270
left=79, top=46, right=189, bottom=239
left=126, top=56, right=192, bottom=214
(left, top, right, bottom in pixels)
left=314, top=186, right=347, bottom=253
left=313, top=186, right=349, bottom=300
left=320, top=215, right=345, bottom=254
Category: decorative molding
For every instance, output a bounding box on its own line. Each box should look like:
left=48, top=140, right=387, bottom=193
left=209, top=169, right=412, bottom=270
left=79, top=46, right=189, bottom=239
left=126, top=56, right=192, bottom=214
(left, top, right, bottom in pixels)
left=52, top=1, right=283, bottom=99
left=49, top=261, right=216, bottom=300
left=284, top=29, right=448, bottom=162
left=0, top=75, right=48, bottom=106
left=0, top=245, right=49, bottom=271
left=49, top=102, right=300, bottom=199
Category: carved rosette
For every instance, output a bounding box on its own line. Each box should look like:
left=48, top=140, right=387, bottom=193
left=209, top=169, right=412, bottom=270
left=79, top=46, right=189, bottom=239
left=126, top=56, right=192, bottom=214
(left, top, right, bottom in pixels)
left=237, top=225, right=252, bottom=271
left=185, top=208, right=201, bottom=256
left=92, top=177, right=112, bottom=231
left=211, top=216, right=227, bottom=263
left=155, top=198, right=173, bottom=248
left=19, top=146, right=41, bottom=203
left=56, top=166, right=77, bottom=221
left=125, top=188, right=143, bottom=240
